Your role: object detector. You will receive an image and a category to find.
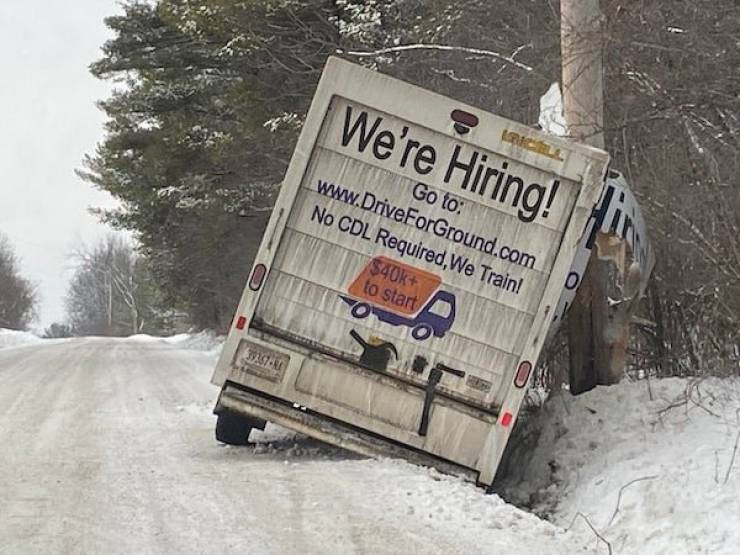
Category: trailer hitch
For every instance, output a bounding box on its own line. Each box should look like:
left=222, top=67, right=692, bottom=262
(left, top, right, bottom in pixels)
left=418, top=363, right=465, bottom=436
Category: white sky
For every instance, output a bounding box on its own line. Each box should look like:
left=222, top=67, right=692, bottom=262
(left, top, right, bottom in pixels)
left=0, top=1, right=123, bottom=329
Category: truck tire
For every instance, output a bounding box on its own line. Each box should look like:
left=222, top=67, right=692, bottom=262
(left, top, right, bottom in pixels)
left=215, top=412, right=254, bottom=446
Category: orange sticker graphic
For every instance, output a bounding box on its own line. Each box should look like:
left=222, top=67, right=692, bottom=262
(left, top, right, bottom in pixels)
left=348, top=256, right=441, bottom=316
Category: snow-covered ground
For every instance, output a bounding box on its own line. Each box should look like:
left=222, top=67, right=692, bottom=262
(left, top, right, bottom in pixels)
left=0, top=336, right=582, bottom=553
left=1, top=333, right=738, bottom=553
left=0, top=327, right=223, bottom=355
left=501, top=378, right=740, bottom=553
left=129, top=329, right=224, bottom=356
left=0, top=328, right=43, bottom=349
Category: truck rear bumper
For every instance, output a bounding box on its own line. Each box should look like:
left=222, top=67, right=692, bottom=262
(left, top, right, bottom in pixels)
left=216, top=381, right=479, bottom=484
left=213, top=331, right=509, bottom=485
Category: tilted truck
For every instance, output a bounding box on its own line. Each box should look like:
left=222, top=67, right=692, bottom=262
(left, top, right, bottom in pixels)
left=210, top=57, right=610, bottom=487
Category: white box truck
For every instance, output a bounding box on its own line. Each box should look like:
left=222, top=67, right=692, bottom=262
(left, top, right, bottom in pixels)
left=211, top=57, right=610, bottom=486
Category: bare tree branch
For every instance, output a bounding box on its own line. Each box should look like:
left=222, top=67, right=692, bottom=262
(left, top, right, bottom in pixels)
left=607, top=475, right=659, bottom=527
left=337, top=43, right=534, bottom=72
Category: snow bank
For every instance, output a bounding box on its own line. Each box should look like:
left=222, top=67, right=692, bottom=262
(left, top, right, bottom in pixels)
left=504, top=378, right=740, bottom=553
left=0, top=328, right=42, bottom=350
left=128, top=330, right=224, bottom=356
left=162, top=330, right=223, bottom=354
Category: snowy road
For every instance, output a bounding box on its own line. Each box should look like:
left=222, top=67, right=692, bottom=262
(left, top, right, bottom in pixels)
left=0, top=338, right=588, bottom=554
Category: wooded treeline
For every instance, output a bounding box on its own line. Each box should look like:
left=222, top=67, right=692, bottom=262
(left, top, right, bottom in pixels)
left=0, top=233, right=37, bottom=330
left=64, top=236, right=167, bottom=336
left=83, top=0, right=739, bottom=374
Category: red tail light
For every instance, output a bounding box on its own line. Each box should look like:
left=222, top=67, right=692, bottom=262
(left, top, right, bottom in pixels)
left=249, top=264, right=267, bottom=291
left=500, top=412, right=513, bottom=427
left=514, top=360, right=532, bottom=388
left=235, top=316, right=247, bottom=330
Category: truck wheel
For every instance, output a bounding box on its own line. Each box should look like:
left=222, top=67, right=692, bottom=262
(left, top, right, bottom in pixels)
left=215, top=412, right=254, bottom=446
left=412, top=324, right=433, bottom=341
left=351, top=302, right=371, bottom=318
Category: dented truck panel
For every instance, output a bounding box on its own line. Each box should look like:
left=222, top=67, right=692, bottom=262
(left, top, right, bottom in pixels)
left=211, top=57, right=610, bottom=485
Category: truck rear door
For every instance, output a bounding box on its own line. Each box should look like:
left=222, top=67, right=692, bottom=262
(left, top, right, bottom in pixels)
left=212, top=57, right=609, bottom=484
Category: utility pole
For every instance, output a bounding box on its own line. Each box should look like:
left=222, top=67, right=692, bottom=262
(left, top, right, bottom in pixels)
left=561, top=0, right=605, bottom=150
left=561, top=0, right=645, bottom=392
left=560, top=0, right=610, bottom=393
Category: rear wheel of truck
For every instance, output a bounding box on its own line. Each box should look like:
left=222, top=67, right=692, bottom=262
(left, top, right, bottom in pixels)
left=215, top=411, right=263, bottom=446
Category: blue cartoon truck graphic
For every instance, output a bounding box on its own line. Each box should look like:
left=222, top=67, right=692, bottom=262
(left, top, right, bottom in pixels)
left=340, top=291, right=456, bottom=341
left=341, top=256, right=456, bottom=341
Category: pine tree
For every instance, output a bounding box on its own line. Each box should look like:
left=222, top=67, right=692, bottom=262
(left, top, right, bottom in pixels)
left=81, top=1, right=341, bottom=329
left=82, top=0, right=422, bottom=330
